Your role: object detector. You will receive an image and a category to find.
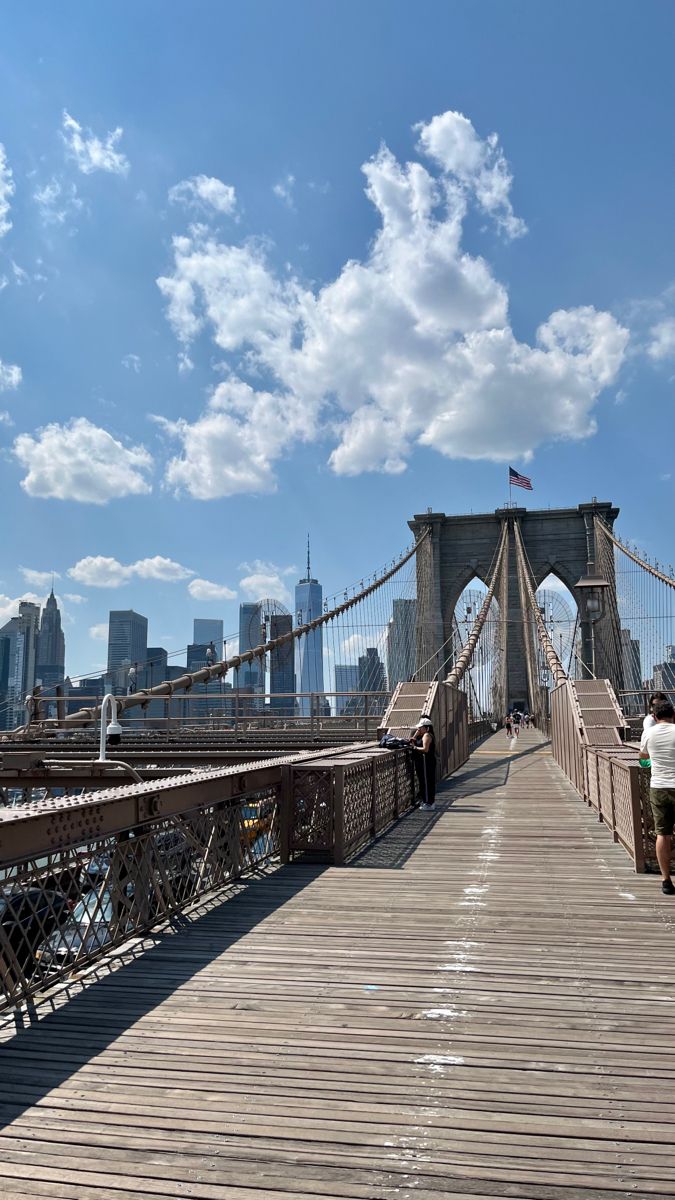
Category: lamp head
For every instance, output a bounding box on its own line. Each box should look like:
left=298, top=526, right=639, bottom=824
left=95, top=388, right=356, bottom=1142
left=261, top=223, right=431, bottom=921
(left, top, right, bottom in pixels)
left=106, top=717, right=122, bottom=745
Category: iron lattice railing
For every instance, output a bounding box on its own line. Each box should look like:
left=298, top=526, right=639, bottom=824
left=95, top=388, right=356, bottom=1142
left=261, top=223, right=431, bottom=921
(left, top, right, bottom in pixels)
left=0, top=788, right=279, bottom=1013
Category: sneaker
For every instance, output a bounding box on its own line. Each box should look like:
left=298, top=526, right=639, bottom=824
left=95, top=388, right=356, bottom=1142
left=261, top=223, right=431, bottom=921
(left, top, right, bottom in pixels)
left=662, top=879, right=675, bottom=895
left=420, top=803, right=435, bottom=811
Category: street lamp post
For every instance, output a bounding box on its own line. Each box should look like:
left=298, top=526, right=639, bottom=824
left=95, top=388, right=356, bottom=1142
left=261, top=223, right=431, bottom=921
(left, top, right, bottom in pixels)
left=575, top=566, right=610, bottom=679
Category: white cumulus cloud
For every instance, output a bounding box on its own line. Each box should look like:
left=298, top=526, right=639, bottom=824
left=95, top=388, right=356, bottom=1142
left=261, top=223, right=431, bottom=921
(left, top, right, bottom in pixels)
left=0, top=143, right=14, bottom=238
left=14, top=418, right=152, bottom=503
left=0, top=359, right=22, bottom=390
left=238, top=560, right=295, bottom=606
left=169, top=175, right=237, bottom=217
left=61, top=110, right=129, bottom=176
left=187, top=578, right=237, bottom=602
left=122, top=353, right=141, bottom=373
left=647, top=317, right=675, bottom=362
left=154, top=377, right=306, bottom=499
left=156, top=110, right=628, bottom=489
left=416, top=110, right=526, bottom=240
left=0, top=593, right=41, bottom=625
left=20, top=567, right=60, bottom=588
left=63, top=592, right=87, bottom=604
left=89, top=622, right=108, bottom=641
left=68, top=554, right=193, bottom=588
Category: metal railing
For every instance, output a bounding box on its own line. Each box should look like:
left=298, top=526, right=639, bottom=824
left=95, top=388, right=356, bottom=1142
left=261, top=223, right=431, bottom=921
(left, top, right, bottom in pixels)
left=0, top=788, right=279, bottom=1012
left=17, top=690, right=393, bottom=738
left=281, top=746, right=415, bottom=866
left=550, top=678, right=652, bottom=872
left=0, top=741, right=417, bottom=1013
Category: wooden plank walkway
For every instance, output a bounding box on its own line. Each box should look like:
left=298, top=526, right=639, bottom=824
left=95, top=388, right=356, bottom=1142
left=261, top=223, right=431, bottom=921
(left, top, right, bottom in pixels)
left=1, top=729, right=675, bottom=1199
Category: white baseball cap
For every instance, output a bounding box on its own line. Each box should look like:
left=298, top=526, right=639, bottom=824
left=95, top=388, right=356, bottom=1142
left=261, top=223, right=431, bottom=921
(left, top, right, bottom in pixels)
left=417, top=717, right=433, bottom=727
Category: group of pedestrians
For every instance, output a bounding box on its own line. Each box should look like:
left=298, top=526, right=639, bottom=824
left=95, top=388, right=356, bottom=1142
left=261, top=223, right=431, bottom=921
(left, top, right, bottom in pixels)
left=504, top=709, right=530, bottom=738
left=640, top=690, right=675, bottom=895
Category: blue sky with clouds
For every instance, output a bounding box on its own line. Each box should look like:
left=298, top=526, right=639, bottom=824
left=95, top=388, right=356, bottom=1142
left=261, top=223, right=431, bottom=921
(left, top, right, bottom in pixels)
left=0, top=1, right=673, bottom=676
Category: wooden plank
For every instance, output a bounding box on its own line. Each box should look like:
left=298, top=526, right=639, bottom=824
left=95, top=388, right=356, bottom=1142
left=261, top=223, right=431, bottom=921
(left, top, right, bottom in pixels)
left=2, top=729, right=675, bottom=1198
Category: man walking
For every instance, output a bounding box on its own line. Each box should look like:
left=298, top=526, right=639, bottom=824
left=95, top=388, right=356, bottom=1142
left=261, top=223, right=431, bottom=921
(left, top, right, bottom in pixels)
left=640, top=700, right=675, bottom=895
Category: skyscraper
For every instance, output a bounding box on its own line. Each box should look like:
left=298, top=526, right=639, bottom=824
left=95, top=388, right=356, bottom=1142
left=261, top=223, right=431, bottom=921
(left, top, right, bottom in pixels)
left=0, top=601, right=41, bottom=729
left=335, top=663, right=359, bottom=715
left=269, top=612, right=294, bottom=712
left=193, top=618, right=224, bottom=649
left=386, top=598, right=417, bottom=690
left=238, top=602, right=263, bottom=694
left=107, top=610, right=148, bottom=693
left=35, top=588, right=66, bottom=691
left=295, top=539, right=324, bottom=716
left=358, top=647, right=387, bottom=714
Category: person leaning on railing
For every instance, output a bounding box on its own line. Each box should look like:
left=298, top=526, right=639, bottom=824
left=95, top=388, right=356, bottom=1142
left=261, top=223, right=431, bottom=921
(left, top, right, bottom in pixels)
left=640, top=701, right=675, bottom=896
left=409, top=717, right=436, bottom=811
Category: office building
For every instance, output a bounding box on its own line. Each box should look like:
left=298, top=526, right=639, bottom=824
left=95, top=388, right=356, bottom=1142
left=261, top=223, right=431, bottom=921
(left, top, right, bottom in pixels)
left=386, top=598, right=416, bottom=691
left=107, top=609, right=148, bottom=695
left=0, top=601, right=41, bottom=729
left=269, top=612, right=294, bottom=712
left=193, top=618, right=223, bottom=651
left=620, top=628, right=643, bottom=715
left=238, top=602, right=264, bottom=694
left=35, top=588, right=66, bottom=692
left=295, top=541, right=324, bottom=716
left=0, top=636, right=10, bottom=731
left=65, top=675, right=105, bottom=718
left=335, top=663, right=359, bottom=715
left=357, top=647, right=387, bottom=715
left=654, top=660, right=675, bottom=695
left=107, top=610, right=148, bottom=672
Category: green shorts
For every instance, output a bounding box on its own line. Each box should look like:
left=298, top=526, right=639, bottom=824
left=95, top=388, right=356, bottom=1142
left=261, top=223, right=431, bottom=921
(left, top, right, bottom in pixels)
left=650, top=788, right=675, bottom=836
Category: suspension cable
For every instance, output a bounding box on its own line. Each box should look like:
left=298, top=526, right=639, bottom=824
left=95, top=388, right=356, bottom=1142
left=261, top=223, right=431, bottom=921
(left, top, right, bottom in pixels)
left=50, top=529, right=430, bottom=729
left=444, top=521, right=508, bottom=690
left=595, top=516, right=675, bottom=591
left=513, top=521, right=567, bottom=685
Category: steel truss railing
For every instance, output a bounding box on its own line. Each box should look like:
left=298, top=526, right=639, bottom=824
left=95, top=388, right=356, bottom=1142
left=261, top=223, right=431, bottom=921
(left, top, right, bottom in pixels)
left=1, top=743, right=394, bottom=1013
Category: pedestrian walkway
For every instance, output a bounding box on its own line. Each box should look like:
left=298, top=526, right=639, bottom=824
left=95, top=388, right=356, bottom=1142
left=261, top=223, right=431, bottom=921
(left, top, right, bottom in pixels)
left=0, top=730, right=674, bottom=1198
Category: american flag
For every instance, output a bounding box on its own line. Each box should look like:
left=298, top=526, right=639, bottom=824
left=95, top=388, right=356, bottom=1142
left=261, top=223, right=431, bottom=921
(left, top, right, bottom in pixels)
left=509, top=466, right=533, bottom=491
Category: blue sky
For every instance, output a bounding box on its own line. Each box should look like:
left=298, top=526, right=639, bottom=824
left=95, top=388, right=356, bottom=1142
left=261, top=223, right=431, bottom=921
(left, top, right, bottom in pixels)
left=0, top=1, right=673, bottom=677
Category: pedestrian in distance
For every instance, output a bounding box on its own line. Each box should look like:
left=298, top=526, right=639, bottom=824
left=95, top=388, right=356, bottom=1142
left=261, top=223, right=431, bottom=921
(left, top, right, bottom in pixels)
left=410, top=717, right=437, bottom=810
left=640, top=700, right=675, bottom=895
left=512, top=710, right=521, bottom=738
left=505, top=713, right=512, bottom=738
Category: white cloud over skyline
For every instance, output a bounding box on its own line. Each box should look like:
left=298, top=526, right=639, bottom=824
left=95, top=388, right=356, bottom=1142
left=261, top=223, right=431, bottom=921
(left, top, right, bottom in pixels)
left=187, top=578, right=237, bottom=601
left=61, top=110, right=129, bottom=176
left=13, top=418, right=153, bottom=503
left=20, top=567, right=60, bottom=588
left=238, top=559, right=296, bottom=606
left=68, top=554, right=194, bottom=587
left=157, top=109, right=629, bottom=494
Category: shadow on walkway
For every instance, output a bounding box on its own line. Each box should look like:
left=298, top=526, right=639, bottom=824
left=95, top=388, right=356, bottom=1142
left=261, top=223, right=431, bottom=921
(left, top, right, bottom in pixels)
left=0, top=864, right=322, bottom=1131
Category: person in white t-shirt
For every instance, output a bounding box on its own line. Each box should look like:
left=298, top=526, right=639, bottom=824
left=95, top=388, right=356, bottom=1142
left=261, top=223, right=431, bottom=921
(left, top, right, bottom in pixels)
left=643, top=691, right=668, bottom=737
left=640, top=701, right=675, bottom=895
